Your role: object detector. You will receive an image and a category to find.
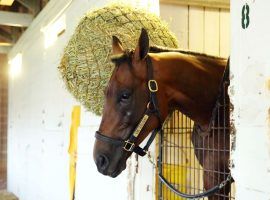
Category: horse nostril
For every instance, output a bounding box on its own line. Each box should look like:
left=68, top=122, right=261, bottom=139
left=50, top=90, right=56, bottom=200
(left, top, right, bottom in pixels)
left=97, top=154, right=110, bottom=171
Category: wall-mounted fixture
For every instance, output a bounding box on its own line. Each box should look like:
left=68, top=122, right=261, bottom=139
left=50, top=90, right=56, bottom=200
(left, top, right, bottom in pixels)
left=0, top=0, right=14, bottom=6
left=41, top=14, right=66, bottom=49
left=9, top=53, right=22, bottom=78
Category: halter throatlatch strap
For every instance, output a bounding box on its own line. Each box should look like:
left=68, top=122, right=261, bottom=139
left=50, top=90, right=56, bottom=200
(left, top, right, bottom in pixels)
left=95, top=55, right=162, bottom=157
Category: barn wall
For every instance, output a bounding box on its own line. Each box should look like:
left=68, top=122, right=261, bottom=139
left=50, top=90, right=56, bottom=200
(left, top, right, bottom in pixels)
left=7, top=1, right=130, bottom=200
left=231, top=0, right=270, bottom=199
left=160, top=3, right=230, bottom=57
left=132, top=3, right=230, bottom=200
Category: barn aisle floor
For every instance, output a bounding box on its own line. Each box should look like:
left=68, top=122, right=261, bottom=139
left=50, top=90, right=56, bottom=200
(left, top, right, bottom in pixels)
left=0, top=191, right=18, bottom=200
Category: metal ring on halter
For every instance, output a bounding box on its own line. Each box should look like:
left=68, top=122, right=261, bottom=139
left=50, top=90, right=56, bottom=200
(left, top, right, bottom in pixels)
left=147, top=102, right=151, bottom=109
left=148, top=80, right=158, bottom=92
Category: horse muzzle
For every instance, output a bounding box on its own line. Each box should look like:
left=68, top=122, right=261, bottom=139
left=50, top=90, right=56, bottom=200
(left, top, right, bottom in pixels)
left=94, top=149, right=127, bottom=178
left=96, top=154, right=110, bottom=174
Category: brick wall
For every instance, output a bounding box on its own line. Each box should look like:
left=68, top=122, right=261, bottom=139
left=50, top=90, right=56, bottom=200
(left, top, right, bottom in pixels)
left=0, top=54, right=8, bottom=190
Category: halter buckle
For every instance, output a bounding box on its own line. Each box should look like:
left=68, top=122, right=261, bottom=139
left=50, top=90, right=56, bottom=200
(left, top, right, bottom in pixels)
left=148, top=80, right=158, bottom=92
left=123, top=140, right=135, bottom=152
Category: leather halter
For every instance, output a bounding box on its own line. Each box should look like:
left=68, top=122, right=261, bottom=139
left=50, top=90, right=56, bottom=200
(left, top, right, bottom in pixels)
left=95, top=55, right=162, bottom=157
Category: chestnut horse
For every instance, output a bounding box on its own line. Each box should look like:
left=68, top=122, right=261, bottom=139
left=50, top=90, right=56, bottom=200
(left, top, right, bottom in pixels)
left=94, top=29, right=231, bottom=199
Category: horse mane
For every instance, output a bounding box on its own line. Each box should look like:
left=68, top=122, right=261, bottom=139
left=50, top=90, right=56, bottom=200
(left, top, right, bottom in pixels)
left=110, top=45, right=225, bottom=65
left=149, top=45, right=226, bottom=60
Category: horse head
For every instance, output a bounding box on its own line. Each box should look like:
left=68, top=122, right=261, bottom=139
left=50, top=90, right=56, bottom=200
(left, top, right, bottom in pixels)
left=93, top=29, right=168, bottom=177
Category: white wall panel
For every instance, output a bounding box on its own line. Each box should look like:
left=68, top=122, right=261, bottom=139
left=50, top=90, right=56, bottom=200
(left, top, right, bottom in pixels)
left=231, top=0, right=270, bottom=199
left=220, top=9, right=230, bottom=57
left=160, top=4, right=189, bottom=49
left=189, top=6, right=204, bottom=52
left=204, top=8, right=220, bottom=56
left=160, top=4, right=230, bottom=57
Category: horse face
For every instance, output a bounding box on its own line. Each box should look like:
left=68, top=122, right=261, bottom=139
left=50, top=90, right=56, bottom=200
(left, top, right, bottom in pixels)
left=93, top=29, right=160, bottom=177
left=93, top=62, right=148, bottom=177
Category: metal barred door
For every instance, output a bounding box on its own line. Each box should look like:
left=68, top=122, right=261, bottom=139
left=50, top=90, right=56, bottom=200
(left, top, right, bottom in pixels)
left=157, top=80, right=235, bottom=200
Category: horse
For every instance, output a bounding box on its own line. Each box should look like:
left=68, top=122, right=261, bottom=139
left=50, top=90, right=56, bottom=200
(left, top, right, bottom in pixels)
left=93, top=28, right=232, bottom=199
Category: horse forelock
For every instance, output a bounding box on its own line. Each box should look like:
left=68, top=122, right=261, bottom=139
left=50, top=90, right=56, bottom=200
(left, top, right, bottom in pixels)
left=110, top=49, right=134, bottom=67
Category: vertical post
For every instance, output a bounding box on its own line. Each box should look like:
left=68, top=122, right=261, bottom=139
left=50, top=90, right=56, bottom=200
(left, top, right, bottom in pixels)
left=68, top=106, right=81, bottom=200
left=158, top=129, right=163, bottom=199
left=0, top=54, right=8, bottom=190
left=231, top=0, right=270, bottom=198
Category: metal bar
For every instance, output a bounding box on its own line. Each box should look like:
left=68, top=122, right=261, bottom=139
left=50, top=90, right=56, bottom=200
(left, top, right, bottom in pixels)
left=174, top=113, right=176, bottom=200
left=223, top=82, right=227, bottom=198
left=0, top=11, right=33, bottom=27
left=160, top=0, right=230, bottom=9
left=170, top=118, right=173, bottom=199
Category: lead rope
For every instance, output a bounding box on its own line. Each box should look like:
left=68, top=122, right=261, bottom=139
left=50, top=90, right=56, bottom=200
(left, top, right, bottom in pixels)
left=145, top=132, right=232, bottom=199
left=158, top=173, right=232, bottom=200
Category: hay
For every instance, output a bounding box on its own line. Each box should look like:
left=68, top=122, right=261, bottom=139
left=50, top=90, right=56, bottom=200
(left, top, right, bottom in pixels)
left=59, top=4, right=178, bottom=115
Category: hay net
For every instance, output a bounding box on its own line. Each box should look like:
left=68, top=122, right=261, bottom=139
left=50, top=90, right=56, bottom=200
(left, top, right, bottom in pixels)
left=59, top=4, right=178, bottom=116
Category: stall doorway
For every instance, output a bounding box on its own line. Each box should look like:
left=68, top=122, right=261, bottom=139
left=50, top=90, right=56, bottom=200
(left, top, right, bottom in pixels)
left=157, top=75, right=235, bottom=200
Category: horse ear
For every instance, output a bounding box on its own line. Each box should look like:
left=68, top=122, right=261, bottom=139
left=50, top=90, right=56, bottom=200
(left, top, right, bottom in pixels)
left=134, top=28, right=149, bottom=61
left=112, top=36, right=124, bottom=55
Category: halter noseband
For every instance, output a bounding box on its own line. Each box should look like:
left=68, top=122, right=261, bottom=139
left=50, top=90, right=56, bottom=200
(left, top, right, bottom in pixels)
left=95, top=55, right=162, bottom=157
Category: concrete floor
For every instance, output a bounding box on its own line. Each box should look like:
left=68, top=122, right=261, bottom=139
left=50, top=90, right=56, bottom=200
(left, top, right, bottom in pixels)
left=0, top=191, right=18, bottom=200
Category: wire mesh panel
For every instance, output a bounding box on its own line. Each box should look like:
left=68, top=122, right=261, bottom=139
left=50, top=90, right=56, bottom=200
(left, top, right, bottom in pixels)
left=158, top=79, right=235, bottom=200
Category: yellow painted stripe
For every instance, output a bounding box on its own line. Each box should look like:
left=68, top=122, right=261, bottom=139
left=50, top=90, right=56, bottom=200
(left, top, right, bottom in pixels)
left=162, top=164, right=187, bottom=200
left=68, top=106, right=81, bottom=200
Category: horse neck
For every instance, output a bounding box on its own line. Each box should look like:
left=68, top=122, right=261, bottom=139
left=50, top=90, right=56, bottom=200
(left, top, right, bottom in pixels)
left=149, top=52, right=226, bottom=128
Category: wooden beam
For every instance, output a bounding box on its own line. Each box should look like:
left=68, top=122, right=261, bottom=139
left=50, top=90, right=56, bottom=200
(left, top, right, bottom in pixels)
left=0, top=46, right=11, bottom=54
left=160, top=0, right=230, bottom=9
left=0, top=28, right=12, bottom=42
left=15, top=0, right=40, bottom=15
left=0, top=11, right=33, bottom=27
left=11, top=26, right=21, bottom=42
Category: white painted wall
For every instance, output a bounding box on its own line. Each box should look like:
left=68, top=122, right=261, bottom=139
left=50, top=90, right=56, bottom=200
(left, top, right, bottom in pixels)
left=231, top=0, right=270, bottom=199
left=7, top=1, right=129, bottom=200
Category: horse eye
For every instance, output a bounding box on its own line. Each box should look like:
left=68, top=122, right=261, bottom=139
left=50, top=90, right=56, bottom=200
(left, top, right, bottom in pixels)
left=118, top=90, right=132, bottom=104
left=121, top=93, right=130, bottom=100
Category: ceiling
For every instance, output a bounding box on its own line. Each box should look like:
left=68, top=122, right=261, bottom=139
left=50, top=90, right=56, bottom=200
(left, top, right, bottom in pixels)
left=0, top=0, right=49, bottom=54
